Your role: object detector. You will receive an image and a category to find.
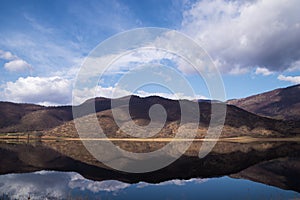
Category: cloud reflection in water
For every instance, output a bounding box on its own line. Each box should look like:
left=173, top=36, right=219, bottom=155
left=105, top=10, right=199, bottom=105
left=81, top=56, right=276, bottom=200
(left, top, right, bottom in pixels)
left=0, top=171, right=206, bottom=199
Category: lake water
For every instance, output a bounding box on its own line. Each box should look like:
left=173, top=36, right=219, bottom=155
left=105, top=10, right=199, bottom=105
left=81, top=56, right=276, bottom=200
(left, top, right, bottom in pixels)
left=0, top=170, right=299, bottom=200
left=1, top=140, right=300, bottom=199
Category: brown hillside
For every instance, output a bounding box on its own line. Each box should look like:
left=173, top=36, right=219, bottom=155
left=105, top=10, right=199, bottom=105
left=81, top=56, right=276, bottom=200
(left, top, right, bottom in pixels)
left=228, top=84, right=300, bottom=120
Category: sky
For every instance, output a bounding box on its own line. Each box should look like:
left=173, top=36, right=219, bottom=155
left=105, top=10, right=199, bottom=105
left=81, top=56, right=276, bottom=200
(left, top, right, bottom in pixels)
left=0, top=0, right=300, bottom=105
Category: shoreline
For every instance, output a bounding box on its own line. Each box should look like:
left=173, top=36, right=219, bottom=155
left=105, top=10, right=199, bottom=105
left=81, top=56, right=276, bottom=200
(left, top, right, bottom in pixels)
left=1, top=135, right=300, bottom=143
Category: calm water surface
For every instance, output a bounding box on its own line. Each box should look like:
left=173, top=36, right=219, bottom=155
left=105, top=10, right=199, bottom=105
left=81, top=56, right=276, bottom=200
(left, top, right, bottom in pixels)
left=0, top=171, right=299, bottom=200
left=1, top=140, right=300, bottom=199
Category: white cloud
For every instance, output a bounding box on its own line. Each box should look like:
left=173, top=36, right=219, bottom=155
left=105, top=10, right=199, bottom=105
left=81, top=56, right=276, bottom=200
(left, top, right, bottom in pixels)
left=0, top=49, right=17, bottom=60
left=229, top=66, right=249, bottom=75
left=181, top=0, right=300, bottom=73
left=287, top=60, right=300, bottom=72
left=4, top=59, right=31, bottom=72
left=73, top=86, right=131, bottom=105
left=255, top=67, right=274, bottom=76
left=278, top=74, right=300, bottom=84
left=2, top=76, right=72, bottom=105
left=82, top=48, right=178, bottom=78
left=151, top=30, right=214, bottom=75
left=136, top=90, right=207, bottom=100
left=1, top=72, right=206, bottom=106
left=0, top=49, right=32, bottom=72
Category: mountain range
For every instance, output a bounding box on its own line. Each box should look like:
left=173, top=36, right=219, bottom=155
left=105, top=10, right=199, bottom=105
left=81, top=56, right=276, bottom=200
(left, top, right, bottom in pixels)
left=0, top=84, right=299, bottom=138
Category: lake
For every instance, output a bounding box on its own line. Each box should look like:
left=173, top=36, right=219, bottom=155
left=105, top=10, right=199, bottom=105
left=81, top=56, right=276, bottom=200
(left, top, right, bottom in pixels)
left=0, top=140, right=300, bottom=199
left=0, top=171, right=299, bottom=200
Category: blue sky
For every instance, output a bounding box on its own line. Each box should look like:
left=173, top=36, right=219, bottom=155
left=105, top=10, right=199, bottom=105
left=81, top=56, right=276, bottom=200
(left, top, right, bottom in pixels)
left=0, top=0, right=300, bottom=105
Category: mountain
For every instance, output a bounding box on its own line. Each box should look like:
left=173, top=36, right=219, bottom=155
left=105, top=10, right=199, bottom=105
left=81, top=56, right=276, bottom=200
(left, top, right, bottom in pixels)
left=46, top=95, right=299, bottom=139
left=1, top=91, right=299, bottom=137
left=0, top=102, right=73, bottom=133
left=0, top=102, right=43, bottom=130
left=0, top=97, right=123, bottom=133
left=227, top=84, right=300, bottom=121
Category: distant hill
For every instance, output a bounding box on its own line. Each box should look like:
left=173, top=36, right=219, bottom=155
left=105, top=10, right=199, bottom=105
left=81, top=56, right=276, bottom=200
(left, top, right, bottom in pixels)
left=0, top=97, right=127, bottom=133
left=46, top=95, right=299, bottom=139
left=1, top=92, right=299, bottom=137
left=227, top=84, right=300, bottom=121
left=0, top=102, right=73, bottom=133
left=0, top=102, right=43, bottom=130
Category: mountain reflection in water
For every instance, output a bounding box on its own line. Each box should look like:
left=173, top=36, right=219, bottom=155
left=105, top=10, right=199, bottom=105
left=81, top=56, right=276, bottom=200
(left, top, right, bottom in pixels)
left=0, top=140, right=300, bottom=199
